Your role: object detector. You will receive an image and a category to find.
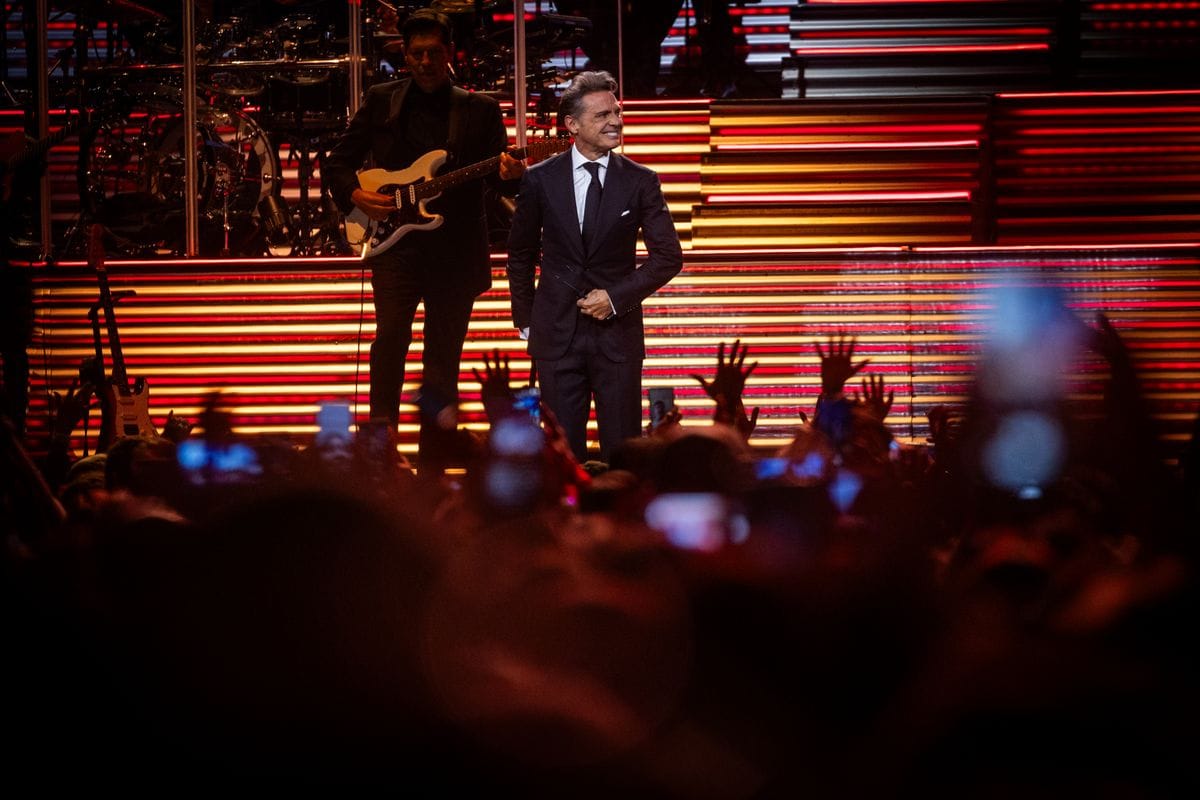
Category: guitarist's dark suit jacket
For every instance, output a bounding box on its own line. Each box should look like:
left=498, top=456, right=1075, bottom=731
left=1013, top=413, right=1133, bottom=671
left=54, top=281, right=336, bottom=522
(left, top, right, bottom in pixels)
left=324, top=77, right=508, bottom=296
left=507, top=148, right=683, bottom=460
left=323, top=77, right=512, bottom=455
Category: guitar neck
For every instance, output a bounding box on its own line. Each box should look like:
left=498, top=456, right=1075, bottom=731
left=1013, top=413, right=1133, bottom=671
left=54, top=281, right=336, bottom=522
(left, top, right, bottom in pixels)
left=414, top=153, right=505, bottom=201
left=4, top=123, right=74, bottom=173
left=95, top=267, right=131, bottom=388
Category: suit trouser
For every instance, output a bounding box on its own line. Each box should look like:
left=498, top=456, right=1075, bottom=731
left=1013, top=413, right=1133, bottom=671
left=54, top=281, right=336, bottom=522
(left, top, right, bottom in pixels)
left=369, top=254, right=476, bottom=455
left=536, top=316, right=643, bottom=463
left=1, top=266, right=33, bottom=437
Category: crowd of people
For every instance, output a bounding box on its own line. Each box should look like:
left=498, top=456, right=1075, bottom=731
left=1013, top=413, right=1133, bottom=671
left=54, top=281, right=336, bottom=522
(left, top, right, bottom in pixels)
left=4, top=321, right=1197, bottom=794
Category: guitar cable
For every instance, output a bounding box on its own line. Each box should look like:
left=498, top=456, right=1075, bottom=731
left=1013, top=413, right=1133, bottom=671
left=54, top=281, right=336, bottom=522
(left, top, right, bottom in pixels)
left=80, top=394, right=90, bottom=458
left=353, top=257, right=370, bottom=430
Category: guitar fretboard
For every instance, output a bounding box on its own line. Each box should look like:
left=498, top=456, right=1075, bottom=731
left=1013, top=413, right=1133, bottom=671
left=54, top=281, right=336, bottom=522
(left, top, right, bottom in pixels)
left=412, top=141, right=566, bottom=201
left=413, top=153, right=507, bottom=200
left=4, top=121, right=76, bottom=172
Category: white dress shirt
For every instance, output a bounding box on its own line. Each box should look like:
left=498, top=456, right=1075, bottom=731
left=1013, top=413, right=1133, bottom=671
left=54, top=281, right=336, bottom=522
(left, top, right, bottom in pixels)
left=572, top=145, right=610, bottom=233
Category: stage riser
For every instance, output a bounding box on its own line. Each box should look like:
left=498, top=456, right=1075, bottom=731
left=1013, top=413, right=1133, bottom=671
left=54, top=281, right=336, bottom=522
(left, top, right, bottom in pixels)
left=12, top=88, right=1200, bottom=259
left=26, top=247, right=1200, bottom=463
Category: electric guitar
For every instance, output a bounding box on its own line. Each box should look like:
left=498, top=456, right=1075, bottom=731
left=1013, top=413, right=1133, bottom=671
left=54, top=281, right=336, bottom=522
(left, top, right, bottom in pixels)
left=0, top=112, right=91, bottom=203
left=344, top=139, right=569, bottom=257
left=89, top=224, right=157, bottom=444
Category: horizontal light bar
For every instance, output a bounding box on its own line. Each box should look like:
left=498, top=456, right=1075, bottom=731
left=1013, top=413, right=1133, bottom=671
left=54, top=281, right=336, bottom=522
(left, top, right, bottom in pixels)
left=704, top=190, right=973, bottom=203
left=714, top=139, right=982, bottom=151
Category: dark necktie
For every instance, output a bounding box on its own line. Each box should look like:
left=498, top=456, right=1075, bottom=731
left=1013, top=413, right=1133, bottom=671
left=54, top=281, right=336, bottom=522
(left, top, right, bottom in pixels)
left=581, top=161, right=602, bottom=250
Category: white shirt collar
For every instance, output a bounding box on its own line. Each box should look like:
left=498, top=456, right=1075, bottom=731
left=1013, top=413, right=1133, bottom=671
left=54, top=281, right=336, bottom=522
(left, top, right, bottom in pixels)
left=571, top=145, right=610, bottom=172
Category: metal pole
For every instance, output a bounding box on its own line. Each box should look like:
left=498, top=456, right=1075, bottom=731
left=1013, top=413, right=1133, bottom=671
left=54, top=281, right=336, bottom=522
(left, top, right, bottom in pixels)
left=347, top=0, right=363, bottom=118
left=616, top=0, right=624, bottom=102
left=182, top=0, right=199, bottom=256
left=36, top=0, right=52, bottom=259
left=513, top=0, right=527, bottom=147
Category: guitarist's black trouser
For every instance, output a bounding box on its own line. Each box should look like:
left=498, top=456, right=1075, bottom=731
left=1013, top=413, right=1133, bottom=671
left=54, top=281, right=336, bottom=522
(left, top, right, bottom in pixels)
left=1, top=265, right=33, bottom=437
left=369, top=256, right=477, bottom=464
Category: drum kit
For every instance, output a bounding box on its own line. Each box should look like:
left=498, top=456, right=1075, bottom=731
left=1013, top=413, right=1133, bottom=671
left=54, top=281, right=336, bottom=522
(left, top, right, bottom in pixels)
left=73, top=1, right=590, bottom=257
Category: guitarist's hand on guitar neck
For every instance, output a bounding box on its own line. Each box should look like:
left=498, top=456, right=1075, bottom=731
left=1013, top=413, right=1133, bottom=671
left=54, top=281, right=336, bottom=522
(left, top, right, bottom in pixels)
left=498, top=150, right=527, bottom=182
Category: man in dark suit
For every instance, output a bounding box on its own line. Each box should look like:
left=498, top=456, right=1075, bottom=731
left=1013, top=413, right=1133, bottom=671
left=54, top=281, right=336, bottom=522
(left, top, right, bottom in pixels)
left=323, top=8, right=522, bottom=470
left=506, top=71, right=683, bottom=463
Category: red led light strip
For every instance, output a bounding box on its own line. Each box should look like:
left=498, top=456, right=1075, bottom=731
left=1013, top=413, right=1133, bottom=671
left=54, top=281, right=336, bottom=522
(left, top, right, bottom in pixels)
left=793, top=43, right=1050, bottom=55
left=716, top=139, right=982, bottom=151
left=705, top=191, right=973, bottom=203
left=797, top=27, right=1052, bottom=39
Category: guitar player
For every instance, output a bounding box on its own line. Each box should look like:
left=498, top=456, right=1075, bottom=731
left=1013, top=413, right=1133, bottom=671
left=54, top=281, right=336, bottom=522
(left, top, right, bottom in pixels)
left=323, top=7, right=524, bottom=473
left=1, top=122, right=41, bottom=440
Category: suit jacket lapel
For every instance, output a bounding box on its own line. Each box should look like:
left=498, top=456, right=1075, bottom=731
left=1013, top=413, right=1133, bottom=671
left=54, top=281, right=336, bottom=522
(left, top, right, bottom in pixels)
left=586, top=153, right=630, bottom=259
left=386, top=79, right=412, bottom=127
left=446, top=86, right=470, bottom=165
left=545, top=153, right=583, bottom=258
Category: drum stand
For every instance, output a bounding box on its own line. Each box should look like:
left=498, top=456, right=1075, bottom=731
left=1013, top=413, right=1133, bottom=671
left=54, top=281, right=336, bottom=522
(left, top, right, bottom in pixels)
left=277, top=121, right=342, bottom=256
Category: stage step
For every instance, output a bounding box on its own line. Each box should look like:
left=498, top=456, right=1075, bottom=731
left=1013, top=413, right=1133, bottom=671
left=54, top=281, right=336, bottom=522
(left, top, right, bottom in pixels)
left=690, top=91, right=1200, bottom=248
left=25, top=246, right=1200, bottom=464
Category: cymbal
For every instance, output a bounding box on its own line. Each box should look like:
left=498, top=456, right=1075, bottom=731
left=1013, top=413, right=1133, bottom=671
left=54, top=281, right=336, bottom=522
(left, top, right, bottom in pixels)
left=80, top=0, right=167, bottom=23
left=431, top=0, right=498, bottom=14
left=490, top=13, right=590, bottom=54
left=331, top=33, right=404, bottom=47
left=85, top=56, right=350, bottom=76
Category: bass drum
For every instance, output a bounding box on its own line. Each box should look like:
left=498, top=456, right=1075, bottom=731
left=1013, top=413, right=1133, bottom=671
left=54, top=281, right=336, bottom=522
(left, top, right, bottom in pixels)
left=79, top=84, right=280, bottom=256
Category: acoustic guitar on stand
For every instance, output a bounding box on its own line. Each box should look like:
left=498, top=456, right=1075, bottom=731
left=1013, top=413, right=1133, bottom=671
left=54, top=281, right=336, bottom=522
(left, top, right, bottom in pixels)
left=345, top=139, right=569, bottom=257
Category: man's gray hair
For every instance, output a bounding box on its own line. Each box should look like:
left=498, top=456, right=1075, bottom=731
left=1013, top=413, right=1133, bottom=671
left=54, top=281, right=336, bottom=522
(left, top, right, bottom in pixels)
left=559, top=71, right=618, bottom=122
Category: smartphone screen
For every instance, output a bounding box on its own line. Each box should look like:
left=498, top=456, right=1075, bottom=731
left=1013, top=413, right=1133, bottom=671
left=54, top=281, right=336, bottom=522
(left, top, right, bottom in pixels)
left=644, top=492, right=748, bottom=552
left=648, top=387, right=676, bottom=427
left=176, top=438, right=261, bottom=485
left=513, top=387, right=541, bottom=424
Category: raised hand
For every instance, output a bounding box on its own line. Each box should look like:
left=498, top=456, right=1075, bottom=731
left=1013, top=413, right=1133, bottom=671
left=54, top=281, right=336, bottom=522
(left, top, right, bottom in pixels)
left=538, top=401, right=592, bottom=488
left=1089, top=312, right=1134, bottom=375
left=815, top=332, right=870, bottom=397
left=161, top=410, right=195, bottom=443
left=49, top=378, right=96, bottom=441
left=692, top=339, right=757, bottom=408
left=646, top=406, right=683, bottom=439
left=730, top=402, right=760, bottom=442
left=691, top=340, right=759, bottom=440
left=854, top=374, right=894, bottom=422
left=472, top=348, right=516, bottom=424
